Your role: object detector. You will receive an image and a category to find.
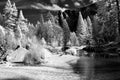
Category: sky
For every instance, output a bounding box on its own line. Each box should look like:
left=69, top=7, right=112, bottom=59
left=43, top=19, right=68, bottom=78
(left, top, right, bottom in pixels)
left=0, top=0, right=98, bottom=10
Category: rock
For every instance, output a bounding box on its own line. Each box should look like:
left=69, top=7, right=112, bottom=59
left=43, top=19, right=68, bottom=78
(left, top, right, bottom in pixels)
left=65, top=47, right=77, bottom=56
left=6, top=48, right=29, bottom=62
left=24, top=46, right=52, bottom=65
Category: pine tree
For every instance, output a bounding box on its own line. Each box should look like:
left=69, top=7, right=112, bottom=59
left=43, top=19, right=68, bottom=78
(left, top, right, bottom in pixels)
left=27, top=23, right=36, bottom=38
left=3, top=0, right=12, bottom=16
left=43, top=21, right=55, bottom=44
left=5, top=29, right=17, bottom=50
left=0, top=13, right=4, bottom=26
left=18, top=10, right=25, bottom=20
left=52, top=24, right=63, bottom=46
left=12, top=3, right=18, bottom=17
left=17, top=10, right=28, bottom=33
left=46, top=20, right=53, bottom=27
left=59, top=12, right=70, bottom=50
left=40, top=14, right=44, bottom=25
left=36, top=21, right=43, bottom=39
left=76, top=12, right=87, bottom=45
left=92, top=16, right=101, bottom=44
left=3, top=0, right=18, bottom=29
left=70, top=32, right=79, bottom=46
left=84, top=19, right=89, bottom=35
left=86, top=16, right=94, bottom=45
left=0, top=25, right=5, bottom=46
left=76, top=12, right=85, bottom=35
left=87, top=16, right=92, bottom=34
left=46, top=11, right=55, bottom=24
left=40, top=37, right=46, bottom=45
left=15, top=25, right=22, bottom=47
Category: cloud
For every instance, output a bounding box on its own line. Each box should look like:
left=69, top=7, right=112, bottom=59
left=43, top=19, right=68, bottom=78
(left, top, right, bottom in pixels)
left=74, top=2, right=80, bottom=7
left=31, top=3, right=66, bottom=12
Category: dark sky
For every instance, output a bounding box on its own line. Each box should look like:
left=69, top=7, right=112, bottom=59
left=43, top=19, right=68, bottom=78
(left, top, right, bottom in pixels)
left=0, top=0, right=94, bottom=9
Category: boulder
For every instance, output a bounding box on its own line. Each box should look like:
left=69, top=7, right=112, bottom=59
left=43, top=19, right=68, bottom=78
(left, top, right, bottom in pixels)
left=65, top=47, right=77, bottom=56
left=6, top=48, right=29, bottom=62
left=24, top=46, right=52, bottom=65
left=6, top=47, right=52, bottom=65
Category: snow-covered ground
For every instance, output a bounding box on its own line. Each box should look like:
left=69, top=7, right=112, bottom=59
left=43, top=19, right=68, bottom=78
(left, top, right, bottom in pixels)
left=0, top=55, right=80, bottom=80
left=0, top=55, right=120, bottom=80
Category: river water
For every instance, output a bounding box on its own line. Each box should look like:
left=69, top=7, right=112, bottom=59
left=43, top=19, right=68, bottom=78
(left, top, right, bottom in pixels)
left=75, top=52, right=120, bottom=80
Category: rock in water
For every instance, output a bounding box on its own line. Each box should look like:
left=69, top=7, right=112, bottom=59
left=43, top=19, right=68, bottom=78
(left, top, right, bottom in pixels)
left=65, top=47, right=77, bottom=56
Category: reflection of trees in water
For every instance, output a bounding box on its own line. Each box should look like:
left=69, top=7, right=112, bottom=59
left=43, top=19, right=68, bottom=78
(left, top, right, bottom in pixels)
left=73, top=51, right=95, bottom=80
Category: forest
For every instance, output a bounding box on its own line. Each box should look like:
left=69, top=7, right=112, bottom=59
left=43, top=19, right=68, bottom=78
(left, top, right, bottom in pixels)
left=0, top=0, right=119, bottom=64
left=0, top=0, right=120, bottom=80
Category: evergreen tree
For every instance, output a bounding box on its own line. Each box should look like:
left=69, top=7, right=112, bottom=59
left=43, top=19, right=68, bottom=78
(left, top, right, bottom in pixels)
left=18, top=10, right=25, bottom=20
left=92, top=15, right=101, bottom=44
left=52, top=24, right=63, bottom=46
left=3, top=0, right=18, bottom=29
left=46, top=11, right=55, bottom=25
left=40, top=14, right=44, bottom=25
left=97, top=0, right=119, bottom=43
left=40, top=37, right=46, bottom=46
left=84, top=19, right=89, bottom=35
left=87, top=16, right=92, bottom=34
left=0, top=25, right=5, bottom=46
left=59, top=12, right=70, bottom=50
left=27, top=23, right=36, bottom=38
left=5, top=29, right=17, bottom=50
left=76, top=12, right=87, bottom=45
left=43, top=22, right=53, bottom=43
left=12, top=3, right=18, bottom=17
left=17, top=10, right=28, bottom=33
left=3, top=0, right=12, bottom=16
left=15, top=25, right=22, bottom=47
left=70, top=32, right=79, bottom=46
left=46, top=20, right=53, bottom=27
left=0, top=13, right=4, bottom=26
left=86, top=16, right=94, bottom=45
left=15, top=10, right=29, bottom=47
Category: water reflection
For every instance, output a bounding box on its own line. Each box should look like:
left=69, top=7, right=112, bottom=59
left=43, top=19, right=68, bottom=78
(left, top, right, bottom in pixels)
left=73, top=50, right=120, bottom=80
left=72, top=50, right=95, bottom=80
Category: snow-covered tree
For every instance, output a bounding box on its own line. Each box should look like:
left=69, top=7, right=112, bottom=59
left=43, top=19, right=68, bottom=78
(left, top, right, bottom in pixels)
left=15, top=25, right=22, bottom=47
left=3, top=0, right=12, bottom=16
left=40, top=14, right=44, bottom=25
left=92, top=15, right=103, bottom=44
left=70, top=32, right=79, bottom=46
left=0, top=13, right=4, bottom=26
left=17, top=10, right=28, bottom=33
left=86, top=16, right=94, bottom=45
left=87, top=16, right=92, bottom=35
left=27, top=23, right=36, bottom=38
left=11, top=3, right=18, bottom=17
left=3, top=0, right=18, bottom=29
left=5, top=29, right=17, bottom=50
left=52, top=24, right=63, bottom=46
left=76, top=12, right=88, bottom=45
left=40, top=37, right=47, bottom=46
left=46, top=11, right=55, bottom=25
left=0, top=25, right=5, bottom=46
left=59, top=12, right=70, bottom=50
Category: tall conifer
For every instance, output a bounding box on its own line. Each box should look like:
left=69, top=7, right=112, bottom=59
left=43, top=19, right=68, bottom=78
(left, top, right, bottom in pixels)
left=17, top=10, right=28, bottom=33
left=59, top=12, right=70, bottom=50
left=76, top=12, right=86, bottom=45
left=3, top=0, right=18, bottom=29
